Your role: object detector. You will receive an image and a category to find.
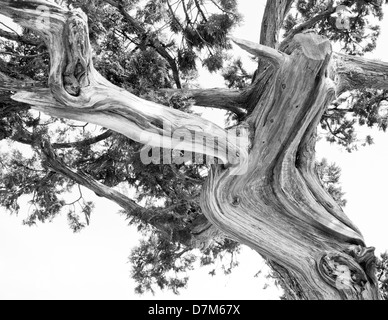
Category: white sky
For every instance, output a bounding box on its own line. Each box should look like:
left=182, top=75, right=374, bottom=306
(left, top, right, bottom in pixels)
left=1, top=1, right=388, bottom=300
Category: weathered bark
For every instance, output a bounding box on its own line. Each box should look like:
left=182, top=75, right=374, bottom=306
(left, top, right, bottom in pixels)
left=0, top=1, right=384, bottom=299
left=0, top=1, right=244, bottom=167
left=253, top=0, right=294, bottom=91
left=260, top=0, right=294, bottom=49
left=162, top=88, right=247, bottom=118
left=202, top=34, right=380, bottom=299
left=331, top=53, right=388, bottom=94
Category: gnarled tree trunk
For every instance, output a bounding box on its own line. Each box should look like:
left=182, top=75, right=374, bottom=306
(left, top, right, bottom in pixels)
left=201, top=35, right=380, bottom=300
left=0, top=0, right=384, bottom=299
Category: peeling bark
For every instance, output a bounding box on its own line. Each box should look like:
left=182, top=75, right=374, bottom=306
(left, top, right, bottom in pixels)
left=0, top=1, right=384, bottom=299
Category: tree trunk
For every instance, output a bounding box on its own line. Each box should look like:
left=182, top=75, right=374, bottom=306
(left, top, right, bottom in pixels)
left=201, top=35, right=380, bottom=300
left=0, top=1, right=381, bottom=299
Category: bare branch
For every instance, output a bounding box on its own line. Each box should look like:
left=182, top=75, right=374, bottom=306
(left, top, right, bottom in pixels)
left=41, top=140, right=142, bottom=212
left=0, top=1, right=246, bottom=170
left=52, top=130, right=113, bottom=149
left=194, top=0, right=207, bottom=22
left=281, top=6, right=337, bottom=47
left=41, top=140, right=221, bottom=248
left=253, top=0, right=294, bottom=85
left=332, top=53, right=388, bottom=95
left=229, top=37, right=287, bottom=67
left=162, top=88, right=247, bottom=117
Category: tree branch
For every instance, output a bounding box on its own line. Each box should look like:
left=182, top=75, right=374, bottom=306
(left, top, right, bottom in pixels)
left=281, top=6, right=337, bottom=47
left=194, top=0, right=207, bottom=22
left=41, top=140, right=142, bottom=212
left=52, top=130, right=113, bottom=149
left=0, top=28, right=42, bottom=46
left=105, top=0, right=182, bottom=89
left=162, top=88, right=247, bottom=117
left=253, top=0, right=294, bottom=87
left=230, top=36, right=287, bottom=68
left=0, top=71, right=43, bottom=91
left=260, top=0, right=294, bottom=48
left=332, top=53, right=388, bottom=95
left=40, top=140, right=222, bottom=248
left=0, top=0, right=246, bottom=171
left=323, top=118, right=348, bottom=143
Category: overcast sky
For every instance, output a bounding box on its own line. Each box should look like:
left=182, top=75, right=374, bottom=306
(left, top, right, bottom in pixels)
left=1, top=1, right=388, bottom=300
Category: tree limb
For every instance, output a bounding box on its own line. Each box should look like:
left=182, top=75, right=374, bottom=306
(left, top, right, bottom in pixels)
left=332, top=53, right=388, bottom=95
left=0, top=0, right=246, bottom=171
left=194, top=0, right=207, bottom=22
left=40, top=140, right=221, bottom=248
left=52, top=130, right=113, bottom=149
left=281, top=6, right=337, bottom=47
left=260, top=0, right=294, bottom=48
left=104, top=0, right=182, bottom=89
left=0, top=71, right=43, bottom=91
left=0, top=28, right=42, bottom=46
left=230, top=36, right=287, bottom=68
left=41, top=140, right=142, bottom=212
left=162, top=88, right=247, bottom=117
left=253, top=0, right=294, bottom=85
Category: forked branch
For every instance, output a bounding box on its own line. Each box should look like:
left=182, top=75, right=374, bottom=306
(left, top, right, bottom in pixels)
left=0, top=0, right=247, bottom=170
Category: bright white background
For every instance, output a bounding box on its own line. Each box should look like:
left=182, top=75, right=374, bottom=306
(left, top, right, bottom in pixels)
left=0, top=1, right=388, bottom=300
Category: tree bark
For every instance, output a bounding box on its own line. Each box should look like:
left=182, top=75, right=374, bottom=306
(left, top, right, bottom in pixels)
left=202, top=34, right=380, bottom=300
left=161, top=88, right=247, bottom=118
left=260, top=0, right=294, bottom=49
left=0, top=1, right=383, bottom=299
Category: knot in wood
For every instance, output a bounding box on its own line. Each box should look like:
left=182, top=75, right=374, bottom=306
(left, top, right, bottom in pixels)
left=232, top=196, right=241, bottom=207
left=317, top=251, right=380, bottom=299
left=63, top=13, right=90, bottom=96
